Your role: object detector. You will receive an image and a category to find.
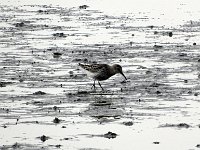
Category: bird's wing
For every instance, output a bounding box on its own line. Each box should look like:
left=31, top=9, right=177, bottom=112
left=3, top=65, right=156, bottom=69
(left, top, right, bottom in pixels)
left=79, top=63, right=107, bottom=73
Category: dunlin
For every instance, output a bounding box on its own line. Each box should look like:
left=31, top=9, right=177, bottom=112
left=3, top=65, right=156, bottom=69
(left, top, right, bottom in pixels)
left=79, top=63, right=127, bottom=90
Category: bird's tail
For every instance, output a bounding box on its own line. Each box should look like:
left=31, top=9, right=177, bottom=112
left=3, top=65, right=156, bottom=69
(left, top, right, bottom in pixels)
left=78, top=63, right=84, bottom=68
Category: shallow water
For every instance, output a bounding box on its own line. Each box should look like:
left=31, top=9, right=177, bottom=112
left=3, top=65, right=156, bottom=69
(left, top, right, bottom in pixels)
left=1, top=0, right=200, bottom=150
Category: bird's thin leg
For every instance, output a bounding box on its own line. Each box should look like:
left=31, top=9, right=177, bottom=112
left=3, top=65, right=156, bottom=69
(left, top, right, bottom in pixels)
left=98, top=81, right=104, bottom=91
left=91, top=80, right=96, bottom=89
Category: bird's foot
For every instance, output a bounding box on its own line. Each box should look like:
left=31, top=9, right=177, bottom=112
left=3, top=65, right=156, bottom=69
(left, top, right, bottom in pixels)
left=91, top=84, right=96, bottom=91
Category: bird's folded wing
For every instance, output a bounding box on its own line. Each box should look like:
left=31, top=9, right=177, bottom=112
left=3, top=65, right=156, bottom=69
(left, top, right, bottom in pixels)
left=80, top=64, right=107, bottom=73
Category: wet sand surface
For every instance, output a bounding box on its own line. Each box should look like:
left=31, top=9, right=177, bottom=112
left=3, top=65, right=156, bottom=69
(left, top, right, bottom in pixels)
left=1, top=0, right=200, bottom=150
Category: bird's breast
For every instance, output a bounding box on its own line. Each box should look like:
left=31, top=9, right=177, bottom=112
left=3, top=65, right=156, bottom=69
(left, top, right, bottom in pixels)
left=94, top=72, right=114, bottom=81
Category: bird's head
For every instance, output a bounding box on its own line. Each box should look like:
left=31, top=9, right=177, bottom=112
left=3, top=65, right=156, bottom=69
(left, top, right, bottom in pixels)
left=113, top=64, right=127, bottom=80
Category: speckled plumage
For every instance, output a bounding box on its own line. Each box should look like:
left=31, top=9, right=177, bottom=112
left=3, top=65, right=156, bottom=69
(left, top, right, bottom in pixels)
left=79, top=63, right=127, bottom=90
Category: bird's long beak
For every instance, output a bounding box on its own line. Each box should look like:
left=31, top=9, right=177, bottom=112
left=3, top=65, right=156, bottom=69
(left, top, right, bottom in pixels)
left=120, top=72, right=127, bottom=80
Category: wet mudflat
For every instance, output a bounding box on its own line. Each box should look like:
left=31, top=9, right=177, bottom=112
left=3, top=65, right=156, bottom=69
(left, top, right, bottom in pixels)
left=1, top=0, right=200, bottom=150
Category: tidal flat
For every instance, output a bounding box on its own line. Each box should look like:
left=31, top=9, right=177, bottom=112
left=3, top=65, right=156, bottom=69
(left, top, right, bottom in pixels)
left=1, top=0, right=200, bottom=149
